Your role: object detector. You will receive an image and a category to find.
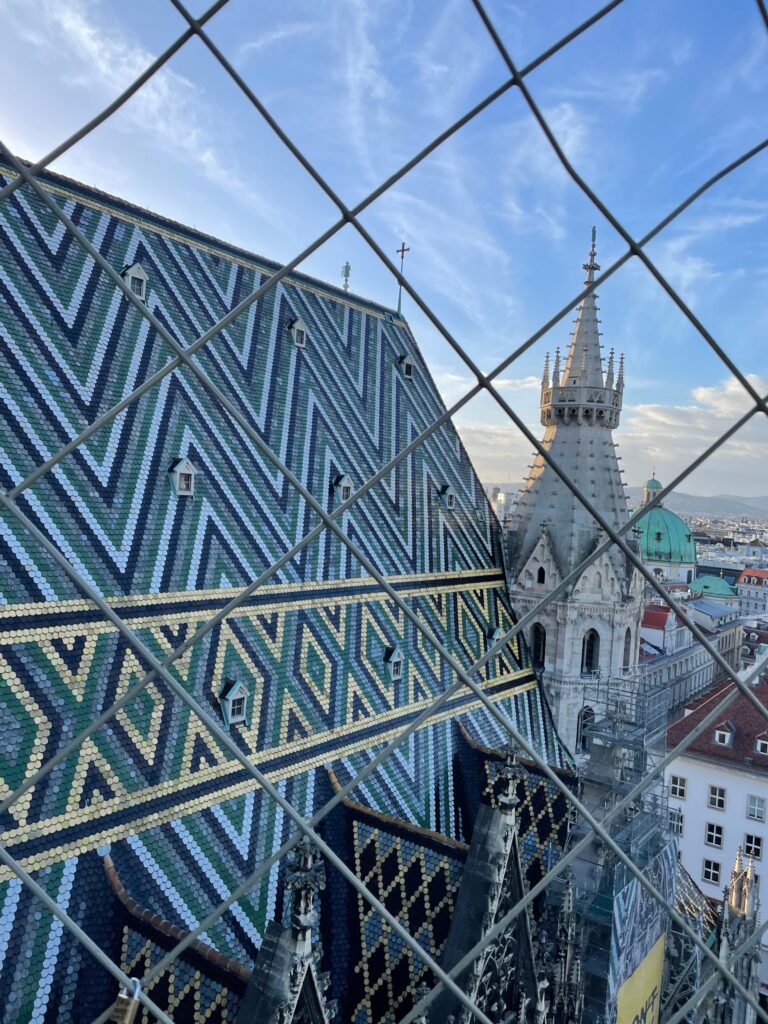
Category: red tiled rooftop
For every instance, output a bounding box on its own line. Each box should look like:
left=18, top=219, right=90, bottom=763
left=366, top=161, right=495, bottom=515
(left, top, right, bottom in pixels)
left=643, top=603, right=689, bottom=630
left=667, top=679, right=768, bottom=771
left=737, top=568, right=768, bottom=584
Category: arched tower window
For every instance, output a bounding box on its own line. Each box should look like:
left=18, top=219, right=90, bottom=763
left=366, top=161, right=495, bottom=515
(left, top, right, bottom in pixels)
left=623, top=628, right=632, bottom=670
left=531, top=623, right=546, bottom=668
left=537, top=566, right=546, bottom=585
left=578, top=706, right=595, bottom=753
left=581, top=629, right=600, bottom=674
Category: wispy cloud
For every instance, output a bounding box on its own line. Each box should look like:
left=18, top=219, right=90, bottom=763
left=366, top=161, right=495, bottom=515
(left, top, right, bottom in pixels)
left=717, top=29, right=768, bottom=96
left=651, top=199, right=768, bottom=302
left=499, top=102, right=591, bottom=239
left=550, top=68, right=668, bottom=113
left=496, top=375, right=540, bottom=391
left=235, top=23, right=318, bottom=66
left=1, top=0, right=275, bottom=221
left=330, top=0, right=395, bottom=184
left=618, top=374, right=768, bottom=488
left=411, top=0, right=486, bottom=119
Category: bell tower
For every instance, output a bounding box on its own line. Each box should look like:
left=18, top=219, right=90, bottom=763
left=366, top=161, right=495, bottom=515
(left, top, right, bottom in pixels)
left=505, top=231, right=643, bottom=754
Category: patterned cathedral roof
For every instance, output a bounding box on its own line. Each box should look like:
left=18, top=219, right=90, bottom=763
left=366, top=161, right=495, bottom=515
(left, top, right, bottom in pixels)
left=0, top=162, right=570, bottom=1023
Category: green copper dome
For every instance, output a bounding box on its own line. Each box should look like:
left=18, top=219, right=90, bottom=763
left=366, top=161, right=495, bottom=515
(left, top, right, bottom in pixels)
left=689, top=575, right=735, bottom=598
left=631, top=476, right=697, bottom=565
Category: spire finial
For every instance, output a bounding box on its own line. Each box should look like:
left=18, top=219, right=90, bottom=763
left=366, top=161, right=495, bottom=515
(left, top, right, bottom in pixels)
left=396, top=242, right=410, bottom=316
left=583, top=226, right=600, bottom=284
left=606, top=348, right=615, bottom=389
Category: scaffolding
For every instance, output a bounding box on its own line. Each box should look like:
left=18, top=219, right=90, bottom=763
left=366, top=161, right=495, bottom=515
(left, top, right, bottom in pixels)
left=541, top=670, right=673, bottom=1022
left=578, top=669, right=669, bottom=863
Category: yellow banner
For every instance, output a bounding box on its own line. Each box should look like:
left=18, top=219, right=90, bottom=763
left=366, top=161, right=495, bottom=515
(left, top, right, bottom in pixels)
left=616, top=935, right=665, bottom=1024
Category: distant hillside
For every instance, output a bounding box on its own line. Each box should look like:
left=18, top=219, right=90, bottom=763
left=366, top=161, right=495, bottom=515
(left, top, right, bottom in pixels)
left=624, top=488, right=768, bottom=520
left=484, top=482, right=768, bottom=521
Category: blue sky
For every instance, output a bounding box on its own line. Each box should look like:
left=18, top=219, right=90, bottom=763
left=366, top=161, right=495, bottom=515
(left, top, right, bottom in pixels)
left=1, top=0, right=766, bottom=494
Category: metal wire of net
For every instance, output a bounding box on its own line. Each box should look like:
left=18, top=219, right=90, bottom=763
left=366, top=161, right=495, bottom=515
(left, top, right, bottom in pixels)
left=0, top=1, right=766, bottom=1022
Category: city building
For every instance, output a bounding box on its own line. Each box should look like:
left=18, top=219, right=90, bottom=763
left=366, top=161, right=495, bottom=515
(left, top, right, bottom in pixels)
left=743, top=620, right=768, bottom=666
left=737, top=567, right=768, bottom=618
left=640, top=603, right=717, bottom=711
left=689, top=597, right=743, bottom=680
left=665, top=679, right=768, bottom=1000
left=631, top=474, right=698, bottom=585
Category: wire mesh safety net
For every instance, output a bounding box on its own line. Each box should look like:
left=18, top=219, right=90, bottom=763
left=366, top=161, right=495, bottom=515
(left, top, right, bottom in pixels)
left=0, top=2, right=767, bottom=1023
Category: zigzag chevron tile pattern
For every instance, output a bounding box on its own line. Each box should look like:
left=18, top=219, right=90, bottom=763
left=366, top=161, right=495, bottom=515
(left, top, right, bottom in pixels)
left=0, top=164, right=571, bottom=1023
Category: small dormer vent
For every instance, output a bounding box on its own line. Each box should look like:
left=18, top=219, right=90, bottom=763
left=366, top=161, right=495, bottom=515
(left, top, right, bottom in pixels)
left=169, top=458, right=196, bottom=497
left=288, top=317, right=309, bottom=348
left=121, top=263, right=148, bottom=301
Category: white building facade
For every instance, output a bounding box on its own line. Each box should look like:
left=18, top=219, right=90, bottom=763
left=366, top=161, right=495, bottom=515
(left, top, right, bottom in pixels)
left=640, top=604, right=716, bottom=711
left=665, top=679, right=768, bottom=999
left=738, top=568, right=768, bottom=618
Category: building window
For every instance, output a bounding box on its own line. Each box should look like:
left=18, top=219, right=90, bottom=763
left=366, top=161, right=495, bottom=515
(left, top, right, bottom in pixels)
left=702, top=859, right=721, bottom=885
left=705, top=822, right=723, bottom=848
left=714, top=726, right=732, bottom=746
left=488, top=627, right=503, bottom=645
left=747, top=794, right=766, bottom=822
left=334, top=474, right=353, bottom=503
left=439, top=484, right=456, bottom=511
left=745, top=834, right=763, bottom=859
left=398, top=355, right=414, bottom=380
left=670, top=775, right=687, bottom=799
left=385, top=646, right=404, bottom=684
left=121, top=262, right=148, bottom=301
left=623, top=627, right=632, bottom=669
left=288, top=316, right=309, bottom=348
left=531, top=623, right=546, bottom=668
left=169, top=458, right=197, bottom=497
left=219, top=680, right=248, bottom=727
left=756, top=737, right=768, bottom=755
left=537, top=566, right=546, bottom=585
left=708, top=785, right=726, bottom=810
left=581, top=629, right=600, bottom=673
left=668, top=808, right=683, bottom=836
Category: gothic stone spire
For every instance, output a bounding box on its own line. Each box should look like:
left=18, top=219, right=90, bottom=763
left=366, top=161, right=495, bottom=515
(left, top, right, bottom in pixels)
left=509, top=230, right=632, bottom=585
